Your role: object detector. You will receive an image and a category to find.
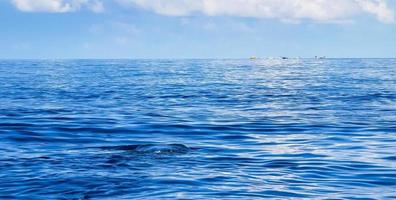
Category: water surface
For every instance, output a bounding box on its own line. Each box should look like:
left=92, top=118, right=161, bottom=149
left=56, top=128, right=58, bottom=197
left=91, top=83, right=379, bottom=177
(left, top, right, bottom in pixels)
left=0, top=59, right=396, bottom=199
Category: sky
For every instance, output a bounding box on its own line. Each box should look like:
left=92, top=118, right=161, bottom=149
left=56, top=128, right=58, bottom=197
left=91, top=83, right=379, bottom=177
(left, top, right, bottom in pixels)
left=0, top=0, right=396, bottom=59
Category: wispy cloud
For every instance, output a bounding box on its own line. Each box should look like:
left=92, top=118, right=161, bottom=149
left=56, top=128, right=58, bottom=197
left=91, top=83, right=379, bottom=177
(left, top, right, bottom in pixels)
left=124, top=0, right=395, bottom=23
left=358, top=0, right=395, bottom=23
left=11, top=0, right=104, bottom=13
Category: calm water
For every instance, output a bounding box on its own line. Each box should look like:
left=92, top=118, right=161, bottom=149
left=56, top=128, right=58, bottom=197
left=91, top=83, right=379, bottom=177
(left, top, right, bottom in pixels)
left=0, top=59, right=396, bottom=199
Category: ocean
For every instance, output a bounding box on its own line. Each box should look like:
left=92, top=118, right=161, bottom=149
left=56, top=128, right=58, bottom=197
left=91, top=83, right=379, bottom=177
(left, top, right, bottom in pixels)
left=0, top=59, right=395, bottom=199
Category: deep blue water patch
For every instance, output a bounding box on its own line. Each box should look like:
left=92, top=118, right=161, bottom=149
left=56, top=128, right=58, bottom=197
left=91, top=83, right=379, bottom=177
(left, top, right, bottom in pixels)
left=0, top=59, right=396, bottom=199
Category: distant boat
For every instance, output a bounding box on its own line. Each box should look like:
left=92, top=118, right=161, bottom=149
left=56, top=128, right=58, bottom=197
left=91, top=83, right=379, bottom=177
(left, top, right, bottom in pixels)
left=315, top=56, right=326, bottom=59
left=281, top=57, right=288, bottom=60
left=250, top=56, right=258, bottom=60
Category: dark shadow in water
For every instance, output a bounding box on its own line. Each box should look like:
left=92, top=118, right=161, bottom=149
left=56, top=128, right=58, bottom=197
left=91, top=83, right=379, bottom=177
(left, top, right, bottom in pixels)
left=97, top=143, right=191, bottom=155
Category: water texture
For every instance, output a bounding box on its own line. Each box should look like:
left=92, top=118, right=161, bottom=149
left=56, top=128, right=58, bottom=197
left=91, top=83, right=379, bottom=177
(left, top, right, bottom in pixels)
left=0, top=59, right=395, bottom=199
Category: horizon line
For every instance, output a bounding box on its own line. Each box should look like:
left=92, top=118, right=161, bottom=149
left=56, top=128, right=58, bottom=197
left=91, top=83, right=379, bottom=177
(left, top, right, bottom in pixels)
left=1, top=57, right=396, bottom=60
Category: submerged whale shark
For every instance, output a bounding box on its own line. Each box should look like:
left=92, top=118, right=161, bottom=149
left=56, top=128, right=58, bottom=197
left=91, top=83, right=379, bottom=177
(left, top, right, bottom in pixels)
left=99, top=144, right=191, bottom=154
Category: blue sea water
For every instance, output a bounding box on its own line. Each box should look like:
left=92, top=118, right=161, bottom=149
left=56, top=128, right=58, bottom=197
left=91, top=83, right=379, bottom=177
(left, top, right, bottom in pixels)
left=0, top=59, right=396, bottom=199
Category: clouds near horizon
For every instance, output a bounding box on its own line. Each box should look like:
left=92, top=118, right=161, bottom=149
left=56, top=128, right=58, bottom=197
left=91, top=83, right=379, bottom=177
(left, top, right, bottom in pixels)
left=9, top=0, right=396, bottom=23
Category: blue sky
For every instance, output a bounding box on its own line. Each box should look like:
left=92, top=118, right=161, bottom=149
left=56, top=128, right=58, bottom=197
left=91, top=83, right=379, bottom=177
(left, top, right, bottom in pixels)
left=1, top=0, right=396, bottom=59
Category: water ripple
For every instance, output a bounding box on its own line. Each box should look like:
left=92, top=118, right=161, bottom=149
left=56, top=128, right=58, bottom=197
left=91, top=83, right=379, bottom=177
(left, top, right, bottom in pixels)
left=0, top=59, right=396, bottom=199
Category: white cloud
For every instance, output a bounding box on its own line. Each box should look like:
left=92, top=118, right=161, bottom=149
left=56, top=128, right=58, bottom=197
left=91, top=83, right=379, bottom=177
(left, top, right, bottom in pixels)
left=125, top=0, right=395, bottom=23
left=11, top=0, right=104, bottom=13
left=358, top=0, right=395, bottom=23
left=10, top=0, right=395, bottom=23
